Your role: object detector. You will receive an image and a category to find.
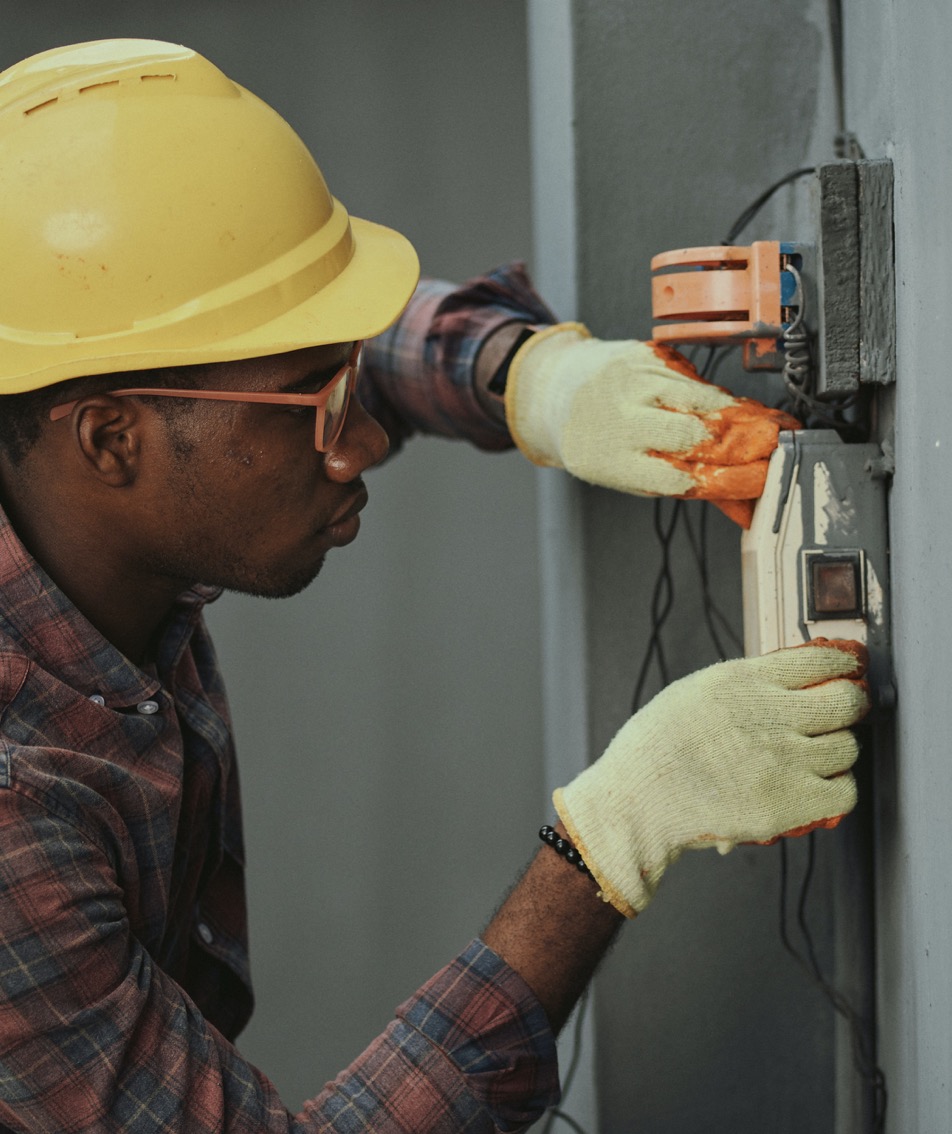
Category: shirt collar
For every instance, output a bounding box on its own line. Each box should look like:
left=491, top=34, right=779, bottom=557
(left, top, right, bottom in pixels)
left=0, top=501, right=219, bottom=708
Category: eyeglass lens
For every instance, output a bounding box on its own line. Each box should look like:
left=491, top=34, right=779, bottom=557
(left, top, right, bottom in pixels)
left=319, top=363, right=357, bottom=449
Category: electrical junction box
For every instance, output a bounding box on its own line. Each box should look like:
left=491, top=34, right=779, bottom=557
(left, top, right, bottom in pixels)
left=650, top=239, right=809, bottom=371
left=741, top=429, right=892, bottom=701
left=649, top=159, right=896, bottom=701
left=649, top=159, right=896, bottom=395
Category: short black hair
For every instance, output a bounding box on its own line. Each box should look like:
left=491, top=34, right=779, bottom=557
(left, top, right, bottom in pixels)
left=0, top=364, right=210, bottom=466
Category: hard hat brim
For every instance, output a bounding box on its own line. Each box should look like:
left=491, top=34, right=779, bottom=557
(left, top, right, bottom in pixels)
left=215, top=214, right=422, bottom=357
left=1, top=214, right=420, bottom=391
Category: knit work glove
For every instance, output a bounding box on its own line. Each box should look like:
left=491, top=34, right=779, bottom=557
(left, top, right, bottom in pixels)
left=553, top=641, right=869, bottom=918
left=505, top=323, right=801, bottom=528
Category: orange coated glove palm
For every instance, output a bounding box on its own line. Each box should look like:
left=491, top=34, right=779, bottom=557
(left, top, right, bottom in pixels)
left=505, top=323, right=800, bottom=527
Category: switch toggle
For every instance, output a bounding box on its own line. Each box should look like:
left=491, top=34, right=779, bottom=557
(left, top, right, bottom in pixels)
left=803, top=550, right=865, bottom=621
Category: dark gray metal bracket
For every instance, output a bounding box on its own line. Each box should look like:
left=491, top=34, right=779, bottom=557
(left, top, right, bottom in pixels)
left=814, top=159, right=896, bottom=397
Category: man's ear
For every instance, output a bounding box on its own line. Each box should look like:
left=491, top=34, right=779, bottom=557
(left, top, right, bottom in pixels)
left=71, top=397, right=146, bottom=487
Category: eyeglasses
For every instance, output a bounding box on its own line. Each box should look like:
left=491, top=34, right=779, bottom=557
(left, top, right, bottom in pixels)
left=49, top=341, right=363, bottom=453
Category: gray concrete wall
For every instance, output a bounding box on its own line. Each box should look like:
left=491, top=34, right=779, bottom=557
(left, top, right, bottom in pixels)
left=845, top=3, right=952, bottom=1130
left=0, top=0, right=543, bottom=1111
left=551, top=1, right=860, bottom=1130
left=538, top=1, right=952, bottom=1129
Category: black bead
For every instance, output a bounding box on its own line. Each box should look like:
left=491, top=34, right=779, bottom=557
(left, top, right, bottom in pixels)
left=538, top=825, right=591, bottom=877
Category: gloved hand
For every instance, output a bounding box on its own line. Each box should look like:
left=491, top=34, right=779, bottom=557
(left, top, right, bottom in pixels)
left=553, top=640, right=869, bottom=918
left=505, top=323, right=801, bottom=528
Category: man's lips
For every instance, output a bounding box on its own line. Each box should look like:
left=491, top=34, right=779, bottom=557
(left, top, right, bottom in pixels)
left=322, top=487, right=369, bottom=545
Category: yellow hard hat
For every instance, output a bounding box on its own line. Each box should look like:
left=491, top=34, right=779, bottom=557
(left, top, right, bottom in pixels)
left=0, top=39, right=420, bottom=392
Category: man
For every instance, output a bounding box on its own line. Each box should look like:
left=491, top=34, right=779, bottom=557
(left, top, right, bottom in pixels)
left=0, top=40, right=867, bottom=1132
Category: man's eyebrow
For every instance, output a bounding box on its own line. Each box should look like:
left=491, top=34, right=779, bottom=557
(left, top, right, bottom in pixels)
left=279, top=361, right=345, bottom=394
left=278, top=347, right=353, bottom=393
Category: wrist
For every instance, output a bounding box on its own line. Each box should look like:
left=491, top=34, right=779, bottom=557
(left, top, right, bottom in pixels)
left=539, top=823, right=594, bottom=878
left=503, top=322, right=596, bottom=466
left=473, top=322, right=537, bottom=424
left=482, top=820, right=623, bottom=1032
left=554, top=780, right=647, bottom=919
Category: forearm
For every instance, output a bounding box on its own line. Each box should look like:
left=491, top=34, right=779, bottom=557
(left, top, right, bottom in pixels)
left=482, top=823, right=624, bottom=1035
left=361, top=264, right=556, bottom=453
left=0, top=791, right=560, bottom=1134
left=312, top=941, right=560, bottom=1132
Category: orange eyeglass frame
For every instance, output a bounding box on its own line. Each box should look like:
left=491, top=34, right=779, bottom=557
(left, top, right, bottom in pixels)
left=49, top=341, right=363, bottom=452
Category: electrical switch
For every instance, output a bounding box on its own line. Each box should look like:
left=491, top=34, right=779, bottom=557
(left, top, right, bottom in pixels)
left=649, top=159, right=896, bottom=395
left=806, top=551, right=864, bottom=619
left=741, top=430, right=892, bottom=701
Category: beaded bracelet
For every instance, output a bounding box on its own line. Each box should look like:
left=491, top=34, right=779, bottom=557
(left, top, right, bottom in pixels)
left=539, top=825, right=592, bottom=877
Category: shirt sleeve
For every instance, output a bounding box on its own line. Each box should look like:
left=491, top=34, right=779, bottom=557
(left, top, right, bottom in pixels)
left=0, top=783, right=559, bottom=1133
left=360, top=262, right=558, bottom=455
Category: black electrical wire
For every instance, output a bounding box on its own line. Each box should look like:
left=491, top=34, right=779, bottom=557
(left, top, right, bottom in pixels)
left=624, top=166, right=888, bottom=1127
left=681, top=503, right=743, bottom=661
left=779, top=838, right=888, bottom=1131
left=721, top=166, right=872, bottom=441
left=828, top=0, right=847, bottom=144
left=704, top=343, right=740, bottom=386
left=721, top=167, right=816, bottom=246
left=714, top=75, right=886, bottom=1121
left=553, top=10, right=875, bottom=1123
left=545, top=1109, right=589, bottom=1134
left=721, top=164, right=886, bottom=1127
left=630, top=499, right=682, bottom=712
left=539, top=990, right=591, bottom=1134
left=558, top=989, right=589, bottom=1099
left=630, top=345, right=742, bottom=713
left=827, top=0, right=864, bottom=159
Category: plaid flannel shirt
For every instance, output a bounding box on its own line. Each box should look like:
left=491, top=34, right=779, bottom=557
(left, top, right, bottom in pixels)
left=0, top=264, right=560, bottom=1132
left=362, top=262, right=557, bottom=454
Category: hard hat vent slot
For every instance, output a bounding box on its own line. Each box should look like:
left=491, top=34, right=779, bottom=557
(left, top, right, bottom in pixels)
left=140, top=74, right=175, bottom=82
left=24, top=97, right=58, bottom=116
left=79, top=81, right=120, bottom=95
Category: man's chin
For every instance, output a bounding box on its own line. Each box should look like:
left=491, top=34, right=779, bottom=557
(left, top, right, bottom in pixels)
left=221, top=556, right=326, bottom=601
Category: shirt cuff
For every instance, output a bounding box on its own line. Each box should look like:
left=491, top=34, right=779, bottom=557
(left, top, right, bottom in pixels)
left=394, top=939, right=560, bottom=1132
left=300, top=938, right=559, bottom=1132
left=362, top=263, right=558, bottom=454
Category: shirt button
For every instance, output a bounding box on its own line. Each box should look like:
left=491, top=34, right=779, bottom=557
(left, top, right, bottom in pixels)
left=136, top=700, right=160, bottom=715
left=89, top=694, right=106, bottom=706
left=197, top=922, right=214, bottom=945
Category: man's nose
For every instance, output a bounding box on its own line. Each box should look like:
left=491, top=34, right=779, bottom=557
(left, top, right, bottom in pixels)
left=322, top=397, right=390, bottom=481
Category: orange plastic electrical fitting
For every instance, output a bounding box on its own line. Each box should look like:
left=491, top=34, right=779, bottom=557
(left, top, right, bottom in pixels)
left=651, top=241, right=783, bottom=370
